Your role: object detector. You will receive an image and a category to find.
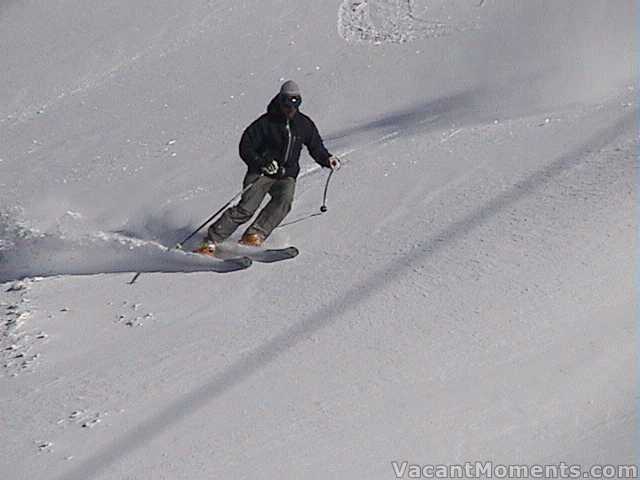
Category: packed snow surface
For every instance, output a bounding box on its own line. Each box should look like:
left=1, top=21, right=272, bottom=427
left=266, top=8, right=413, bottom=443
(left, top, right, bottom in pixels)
left=0, top=1, right=636, bottom=479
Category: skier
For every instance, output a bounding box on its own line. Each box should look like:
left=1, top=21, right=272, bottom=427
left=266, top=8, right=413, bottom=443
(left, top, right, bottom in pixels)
left=196, top=80, right=340, bottom=256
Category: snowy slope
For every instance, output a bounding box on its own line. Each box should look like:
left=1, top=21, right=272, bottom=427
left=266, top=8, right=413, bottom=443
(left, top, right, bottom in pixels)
left=1, top=1, right=636, bottom=479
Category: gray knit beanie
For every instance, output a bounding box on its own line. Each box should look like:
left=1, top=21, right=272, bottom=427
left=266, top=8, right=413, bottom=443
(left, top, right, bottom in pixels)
left=280, top=80, right=301, bottom=97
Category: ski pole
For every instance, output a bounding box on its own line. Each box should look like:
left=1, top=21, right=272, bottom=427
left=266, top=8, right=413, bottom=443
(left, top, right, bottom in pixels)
left=175, top=177, right=260, bottom=249
left=320, top=169, right=334, bottom=213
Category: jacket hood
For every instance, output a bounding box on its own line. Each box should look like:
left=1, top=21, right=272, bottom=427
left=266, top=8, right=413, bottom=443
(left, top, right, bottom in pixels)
left=267, top=94, right=298, bottom=122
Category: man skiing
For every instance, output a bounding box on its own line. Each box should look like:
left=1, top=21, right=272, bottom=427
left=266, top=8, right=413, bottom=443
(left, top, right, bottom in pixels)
left=196, top=80, right=340, bottom=256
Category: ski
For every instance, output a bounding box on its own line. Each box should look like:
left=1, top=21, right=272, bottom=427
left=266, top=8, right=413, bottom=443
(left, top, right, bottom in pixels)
left=128, top=248, right=252, bottom=285
left=185, top=251, right=253, bottom=270
left=217, top=245, right=299, bottom=263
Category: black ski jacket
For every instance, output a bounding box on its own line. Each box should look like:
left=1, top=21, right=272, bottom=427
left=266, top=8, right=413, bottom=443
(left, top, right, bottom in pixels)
left=239, top=95, right=332, bottom=178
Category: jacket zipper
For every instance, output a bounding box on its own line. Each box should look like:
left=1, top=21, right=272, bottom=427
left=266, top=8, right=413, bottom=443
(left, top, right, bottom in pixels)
left=283, top=120, right=293, bottom=170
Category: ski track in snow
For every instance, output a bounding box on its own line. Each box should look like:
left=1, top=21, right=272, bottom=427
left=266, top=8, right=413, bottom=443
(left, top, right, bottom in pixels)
left=0, top=2, right=231, bottom=128
left=337, top=0, right=479, bottom=44
left=1, top=279, right=45, bottom=379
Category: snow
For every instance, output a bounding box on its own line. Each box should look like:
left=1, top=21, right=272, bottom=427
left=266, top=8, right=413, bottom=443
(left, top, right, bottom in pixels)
left=0, top=1, right=636, bottom=479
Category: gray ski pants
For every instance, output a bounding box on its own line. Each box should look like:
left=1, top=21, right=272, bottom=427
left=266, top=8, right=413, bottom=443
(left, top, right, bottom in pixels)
left=207, top=172, right=296, bottom=243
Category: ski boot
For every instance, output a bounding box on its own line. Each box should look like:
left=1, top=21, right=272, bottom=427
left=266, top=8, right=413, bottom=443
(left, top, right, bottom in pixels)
left=194, top=240, right=217, bottom=257
left=239, top=232, right=264, bottom=247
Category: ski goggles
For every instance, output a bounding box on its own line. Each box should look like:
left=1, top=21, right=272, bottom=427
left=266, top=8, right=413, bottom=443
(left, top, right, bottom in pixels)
left=280, top=94, right=302, bottom=109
